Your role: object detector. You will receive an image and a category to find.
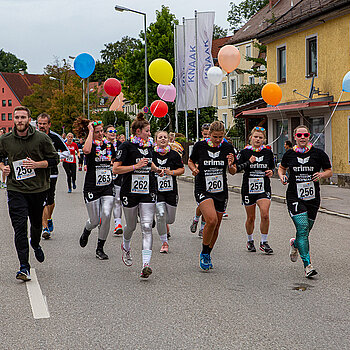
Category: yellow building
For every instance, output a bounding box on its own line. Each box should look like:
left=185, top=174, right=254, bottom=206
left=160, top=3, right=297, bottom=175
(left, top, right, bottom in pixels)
left=241, top=0, right=350, bottom=180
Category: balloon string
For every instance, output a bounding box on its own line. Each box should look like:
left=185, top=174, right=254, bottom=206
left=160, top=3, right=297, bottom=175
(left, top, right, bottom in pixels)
left=267, top=106, right=284, bottom=146
left=312, top=90, right=343, bottom=145
left=162, top=114, right=170, bottom=130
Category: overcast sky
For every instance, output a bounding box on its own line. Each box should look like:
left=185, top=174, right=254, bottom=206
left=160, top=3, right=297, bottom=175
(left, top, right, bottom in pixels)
left=1, top=0, right=240, bottom=74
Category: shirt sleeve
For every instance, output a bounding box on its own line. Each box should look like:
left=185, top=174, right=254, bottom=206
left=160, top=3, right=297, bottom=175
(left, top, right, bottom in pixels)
left=189, top=142, right=199, bottom=163
left=320, top=150, right=332, bottom=170
left=43, top=135, right=59, bottom=167
left=268, top=150, right=275, bottom=170
left=280, top=151, right=289, bottom=169
left=236, top=150, right=246, bottom=165
left=173, top=151, right=184, bottom=169
left=116, top=142, right=128, bottom=163
left=0, top=136, right=7, bottom=162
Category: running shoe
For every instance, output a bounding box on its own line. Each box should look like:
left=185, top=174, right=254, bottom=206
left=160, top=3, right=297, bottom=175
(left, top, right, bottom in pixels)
left=33, top=245, right=45, bottom=263
left=42, top=227, right=51, bottom=240
left=114, top=224, right=123, bottom=236
left=199, top=252, right=210, bottom=271
left=305, top=264, right=318, bottom=278
left=198, top=229, right=203, bottom=239
left=140, top=263, right=152, bottom=278
left=47, top=219, right=54, bottom=233
left=209, top=255, right=213, bottom=269
left=96, top=249, right=109, bottom=260
left=121, top=243, right=132, bottom=266
left=79, top=228, right=91, bottom=248
left=247, top=240, right=256, bottom=252
left=16, top=267, right=31, bottom=281
left=73, top=183, right=77, bottom=190
left=167, top=232, right=171, bottom=239
left=78, top=166, right=82, bottom=171
left=259, top=242, right=273, bottom=254
left=160, top=242, right=169, bottom=254
left=223, top=212, right=229, bottom=219
left=190, top=219, right=198, bottom=233
left=68, top=188, right=72, bottom=193
left=289, top=238, right=298, bottom=262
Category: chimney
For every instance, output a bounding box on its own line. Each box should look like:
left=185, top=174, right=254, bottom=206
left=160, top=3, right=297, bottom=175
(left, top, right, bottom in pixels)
left=19, top=69, right=25, bottom=75
left=291, top=0, right=294, bottom=6
left=269, top=0, right=279, bottom=8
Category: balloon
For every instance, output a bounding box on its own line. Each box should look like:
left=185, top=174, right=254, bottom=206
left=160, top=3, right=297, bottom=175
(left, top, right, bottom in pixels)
left=74, top=53, right=95, bottom=79
left=157, top=84, right=176, bottom=102
left=207, top=67, right=224, bottom=85
left=261, top=82, right=282, bottom=106
left=150, top=100, right=168, bottom=118
left=218, top=45, right=241, bottom=74
left=149, top=59, right=173, bottom=85
left=342, top=71, right=350, bottom=92
left=104, top=78, right=122, bottom=97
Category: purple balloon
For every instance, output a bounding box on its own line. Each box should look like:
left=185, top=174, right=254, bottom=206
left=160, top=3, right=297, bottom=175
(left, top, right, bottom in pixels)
left=157, top=83, right=176, bottom=102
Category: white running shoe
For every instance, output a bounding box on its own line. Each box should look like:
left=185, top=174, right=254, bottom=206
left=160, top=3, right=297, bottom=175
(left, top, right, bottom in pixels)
left=289, top=238, right=298, bottom=262
left=305, top=264, right=318, bottom=278
left=121, top=243, right=132, bottom=266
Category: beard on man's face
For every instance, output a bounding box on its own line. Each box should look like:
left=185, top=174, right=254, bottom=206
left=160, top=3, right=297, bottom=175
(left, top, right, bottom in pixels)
left=15, top=120, right=30, bottom=132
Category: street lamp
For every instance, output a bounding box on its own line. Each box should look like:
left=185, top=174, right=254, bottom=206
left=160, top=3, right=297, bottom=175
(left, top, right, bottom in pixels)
left=49, top=76, right=65, bottom=114
left=115, top=4, right=148, bottom=112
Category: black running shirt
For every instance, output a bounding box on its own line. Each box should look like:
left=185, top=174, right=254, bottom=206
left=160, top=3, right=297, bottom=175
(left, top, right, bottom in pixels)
left=238, top=148, right=275, bottom=195
left=189, top=140, right=236, bottom=201
left=152, top=149, right=184, bottom=195
left=110, top=140, right=122, bottom=186
left=281, top=147, right=331, bottom=201
left=116, top=141, right=156, bottom=195
left=48, top=131, right=70, bottom=177
left=83, top=142, right=116, bottom=192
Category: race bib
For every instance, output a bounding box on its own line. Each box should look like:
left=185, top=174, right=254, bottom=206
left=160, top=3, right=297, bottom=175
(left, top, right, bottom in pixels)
left=66, top=155, right=74, bottom=163
left=131, top=174, right=149, bottom=194
left=95, top=167, right=112, bottom=186
left=13, top=159, right=36, bottom=181
left=297, top=181, right=315, bottom=200
left=205, top=175, right=223, bottom=193
left=249, top=177, right=264, bottom=194
left=157, top=174, right=173, bottom=192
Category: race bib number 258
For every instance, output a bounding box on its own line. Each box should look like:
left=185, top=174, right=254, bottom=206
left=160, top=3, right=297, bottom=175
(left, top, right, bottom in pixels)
left=12, top=159, right=36, bottom=181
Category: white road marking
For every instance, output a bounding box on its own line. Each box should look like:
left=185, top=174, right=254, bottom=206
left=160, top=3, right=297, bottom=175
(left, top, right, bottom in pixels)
left=26, top=268, right=50, bottom=319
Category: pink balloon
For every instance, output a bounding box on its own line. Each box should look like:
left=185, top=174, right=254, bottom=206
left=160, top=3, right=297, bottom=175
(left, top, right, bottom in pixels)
left=157, top=83, right=176, bottom=102
left=218, top=45, right=241, bottom=74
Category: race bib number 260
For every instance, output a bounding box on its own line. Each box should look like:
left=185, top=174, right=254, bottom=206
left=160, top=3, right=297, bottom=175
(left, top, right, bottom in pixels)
left=205, top=175, right=223, bottom=193
left=12, top=159, right=36, bottom=181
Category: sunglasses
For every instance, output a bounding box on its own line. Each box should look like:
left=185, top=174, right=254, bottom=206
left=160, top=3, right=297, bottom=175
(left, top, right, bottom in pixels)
left=296, top=132, right=310, bottom=138
left=254, top=127, right=265, bottom=131
left=93, top=120, right=102, bottom=126
left=107, top=130, right=117, bottom=133
left=202, top=123, right=210, bottom=129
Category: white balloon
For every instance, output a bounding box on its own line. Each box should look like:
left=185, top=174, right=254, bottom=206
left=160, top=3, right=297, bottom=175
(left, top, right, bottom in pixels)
left=207, top=66, right=224, bottom=86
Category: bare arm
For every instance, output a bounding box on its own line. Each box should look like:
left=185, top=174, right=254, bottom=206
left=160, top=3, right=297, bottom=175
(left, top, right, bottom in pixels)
left=278, top=165, right=288, bottom=185
left=188, top=159, right=199, bottom=176
left=164, top=167, right=185, bottom=176
left=312, top=168, right=332, bottom=182
left=83, top=123, right=94, bottom=154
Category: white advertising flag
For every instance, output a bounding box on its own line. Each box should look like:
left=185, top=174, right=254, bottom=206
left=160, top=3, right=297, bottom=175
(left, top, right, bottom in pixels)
left=175, top=25, right=186, bottom=112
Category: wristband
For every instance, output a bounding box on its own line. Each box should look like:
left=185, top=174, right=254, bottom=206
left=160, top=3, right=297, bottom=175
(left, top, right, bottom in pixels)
left=133, top=165, right=135, bottom=171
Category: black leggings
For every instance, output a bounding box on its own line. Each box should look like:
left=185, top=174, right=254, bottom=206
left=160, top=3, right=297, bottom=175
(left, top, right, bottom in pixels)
left=63, top=162, right=76, bottom=189
left=7, top=190, right=47, bottom=269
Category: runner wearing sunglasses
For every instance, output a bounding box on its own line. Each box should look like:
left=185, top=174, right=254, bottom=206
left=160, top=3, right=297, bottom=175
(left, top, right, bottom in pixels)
left=237, top=126, right=275, bottom=254
left=278, top=125, right=332, bottom=278
left=104, top=125, right=123, bottom=236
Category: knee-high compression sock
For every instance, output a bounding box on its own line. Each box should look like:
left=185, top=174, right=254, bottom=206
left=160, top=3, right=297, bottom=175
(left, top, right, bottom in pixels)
left=97, top=239, right=105, bottom=250
left=291, top=212, right=311, bottom=268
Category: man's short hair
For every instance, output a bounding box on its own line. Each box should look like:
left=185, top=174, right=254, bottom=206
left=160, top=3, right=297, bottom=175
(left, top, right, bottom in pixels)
left=14, top=106, right=31, bottom=117
left=285, top=140, right=293, bottom=148
left=37, top=113, right=51, bottom=123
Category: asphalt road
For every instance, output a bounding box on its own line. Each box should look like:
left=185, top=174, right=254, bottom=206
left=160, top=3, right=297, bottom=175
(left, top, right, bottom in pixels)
left=1, top=167, right=350, bottom=350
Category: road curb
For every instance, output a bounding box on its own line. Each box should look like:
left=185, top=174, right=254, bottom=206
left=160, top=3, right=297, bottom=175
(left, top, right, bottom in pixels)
left=178, top=175, right=350, bottom=220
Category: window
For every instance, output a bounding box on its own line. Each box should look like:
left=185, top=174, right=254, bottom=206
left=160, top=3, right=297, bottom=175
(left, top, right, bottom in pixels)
left=222, top=113, right=228, bottom=129
left=249, top=76, right=255, bottom=85
left=1, top=88, right=4, bottom=93
left=222, top=81, right=227, bottom=98
left=2, top=100, right=5, bottom=107
left=8, top=113, right=12, bottom=121
left=275, top=119, right=289, bottom=162
left=306, top=36, right=317, bottom=77
left=1, top=113, right=5, bottom=121
left=306, top=116, right=324, bottom=150
left=245, top=45, right=251, bottom=58
left=231, top=79, right=237, bottom=95
left=8, top=99, right=12, bottom=107
left=277, top=46, right=286, bottom=83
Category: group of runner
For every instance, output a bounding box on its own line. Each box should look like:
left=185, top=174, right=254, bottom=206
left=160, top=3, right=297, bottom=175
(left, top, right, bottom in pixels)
left=0, top=106, right=332, bottom=281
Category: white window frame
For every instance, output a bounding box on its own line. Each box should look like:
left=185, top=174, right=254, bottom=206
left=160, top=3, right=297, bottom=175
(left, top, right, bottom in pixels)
left=245, top=44, right=251, bottom=58
left=222, top=81, right=227, bottom=99
left=276, top=44, right=286, bottom=83
left=305, top=34, right=318, bottom=78
left=249, top=76, right=255, bottom=85
left=222, top=113, right=228, bottom=129
left=231, top=78, right=237, bottom=96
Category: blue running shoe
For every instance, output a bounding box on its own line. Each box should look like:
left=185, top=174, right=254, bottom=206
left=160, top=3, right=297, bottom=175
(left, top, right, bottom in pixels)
left=68, top=188, right=72, bottom=193
left=16, top=266, right=31, bottom=281
left=42, top=227, right=51, bottom=239
left=199, top=253, right=210, bottom=271
left=47, top=219, right=54, bottom=232
left=209, top=255, right=213, bottom=269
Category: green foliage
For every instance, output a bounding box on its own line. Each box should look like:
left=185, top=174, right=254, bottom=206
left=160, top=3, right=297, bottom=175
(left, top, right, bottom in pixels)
left=234, top=83, right=264, bottom=106
left=213, top=25, right=228, bottom=40
left=0, top=49, right=27, bottom=73
left=227, top=0, right=269, bottom=30
left=115, top=6, right=178, bottom=109
left=241, top=42, right=267, bottom=79
left=95, top=110, right=132, bottom=128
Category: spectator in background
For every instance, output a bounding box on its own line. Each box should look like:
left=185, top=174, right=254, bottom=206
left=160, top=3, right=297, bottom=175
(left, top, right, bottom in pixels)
left=284, top=140, right=293, bottom=151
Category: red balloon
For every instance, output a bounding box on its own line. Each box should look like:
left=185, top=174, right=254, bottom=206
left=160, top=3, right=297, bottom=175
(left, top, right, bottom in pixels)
left=150, top=100, right=168, bottom=118
left=104, top=78, right=122, bottom=96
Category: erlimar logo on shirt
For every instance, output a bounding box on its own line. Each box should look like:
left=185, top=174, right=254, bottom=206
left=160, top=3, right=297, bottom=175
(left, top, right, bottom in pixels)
left=207, top=150, right=220, bottom=158
left=297, top=157, right=310, bottom=164
left=116, top=150, right=122, bottom=159
left=139, top=149, right=148, bottom=156
left=255, top=156, right=264, bottom=162
left=157, top=159, right=167, bottom=166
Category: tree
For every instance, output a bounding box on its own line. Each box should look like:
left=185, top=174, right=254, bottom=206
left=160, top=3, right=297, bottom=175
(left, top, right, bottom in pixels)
left=227, top=0, right=269, bottom=30
left=213, top=25, right=228, bottom=40
left=239, top=42, right=267, bottom=79
left=90, top=37, right=141, bottom=82
left=0, top=49, right=27, bottom=73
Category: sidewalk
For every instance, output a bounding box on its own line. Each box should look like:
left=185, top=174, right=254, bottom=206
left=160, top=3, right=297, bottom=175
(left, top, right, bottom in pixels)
left=180, top=166, right=350, bottom=219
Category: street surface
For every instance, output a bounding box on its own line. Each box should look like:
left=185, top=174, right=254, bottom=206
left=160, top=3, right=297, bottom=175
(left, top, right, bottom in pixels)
left=1, top=166, right=350, bottom=349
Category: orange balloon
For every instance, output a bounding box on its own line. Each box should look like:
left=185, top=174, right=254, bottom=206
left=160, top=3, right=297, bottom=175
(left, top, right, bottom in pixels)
left=261, top=83, right=282, bottom=106
left=218, top=45, right=241, bottom=74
